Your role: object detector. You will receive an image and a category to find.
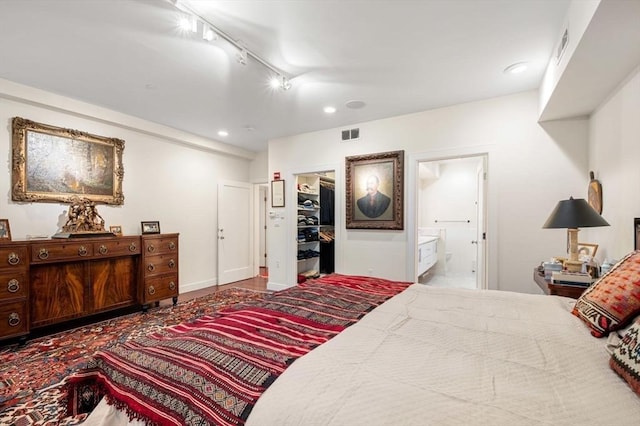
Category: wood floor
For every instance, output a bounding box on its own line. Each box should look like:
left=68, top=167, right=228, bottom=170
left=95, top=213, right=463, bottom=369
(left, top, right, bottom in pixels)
left=160, top=268, right=268, bottom=306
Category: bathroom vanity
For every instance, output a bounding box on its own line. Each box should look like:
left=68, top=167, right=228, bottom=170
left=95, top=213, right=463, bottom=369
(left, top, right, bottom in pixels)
left=418, top=236, right=438, bottom=276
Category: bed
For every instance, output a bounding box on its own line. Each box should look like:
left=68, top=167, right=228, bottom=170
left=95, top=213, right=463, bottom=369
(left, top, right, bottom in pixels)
left=73, top=264, right=640, bottom=425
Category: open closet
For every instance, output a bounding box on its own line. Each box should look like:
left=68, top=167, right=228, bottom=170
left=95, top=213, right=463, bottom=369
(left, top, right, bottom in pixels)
left=296, top=172, right=335, bottom=283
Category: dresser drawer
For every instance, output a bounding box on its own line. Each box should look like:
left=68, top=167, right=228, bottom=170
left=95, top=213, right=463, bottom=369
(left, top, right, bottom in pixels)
left=143, top=254, right=178, bottom=277
left=93, top=236, right=141, bottom=257
left=31, top=242, right=95, bottom=263
left=0, top=271, right=27, bottom=300
left=0, top=246, right=29, bottom=270
left=141, top=274, right=178, bottom=303
left=0, top=300, right=28, bottom=339
left=142, top=235, right=178, bottom=256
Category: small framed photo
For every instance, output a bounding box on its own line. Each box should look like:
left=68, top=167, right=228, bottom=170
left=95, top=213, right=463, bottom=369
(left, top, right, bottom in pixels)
left=109, top=225, right=123, bottom=236
left=141, top=221, right=160, bottom=235
left=271, top=180, right=285, bottom=207
left=0, top=219, right=11, bottom=241
left=577, top=242, right=598, bottom=259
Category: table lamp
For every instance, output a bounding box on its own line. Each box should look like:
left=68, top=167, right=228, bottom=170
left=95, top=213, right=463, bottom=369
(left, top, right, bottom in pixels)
left=543, top=197, right=610, bottom=272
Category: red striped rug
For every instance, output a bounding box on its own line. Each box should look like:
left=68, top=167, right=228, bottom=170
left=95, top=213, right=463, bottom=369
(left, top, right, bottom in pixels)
left=65, top=274, right=410, bottom=425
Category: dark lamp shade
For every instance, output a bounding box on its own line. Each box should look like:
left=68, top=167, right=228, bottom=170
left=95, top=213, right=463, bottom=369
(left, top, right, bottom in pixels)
left=543, top=197, right=610, bottom=229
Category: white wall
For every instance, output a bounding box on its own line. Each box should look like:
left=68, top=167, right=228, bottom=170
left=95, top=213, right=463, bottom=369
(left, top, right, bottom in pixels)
left=0, top=81, right=255, bottom=293
left=268, top=90, right=589, bottom=293
left=585, top=66, right=640, bottom=262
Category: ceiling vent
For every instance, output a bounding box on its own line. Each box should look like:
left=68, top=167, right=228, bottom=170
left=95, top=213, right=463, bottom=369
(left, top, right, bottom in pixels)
left=341, top=128, right=360, bottom=141
left=556, top=28, right=569, bottom=64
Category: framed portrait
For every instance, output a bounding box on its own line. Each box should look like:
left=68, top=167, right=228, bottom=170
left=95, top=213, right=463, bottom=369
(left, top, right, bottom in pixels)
left=577, top=242, right=598, bottom=258
left=109, top=225, right=123, bottom=236
left=141, top=221, right=161, bottom=235
left=0, top=219, right=12, bottom=241
left=11, top=117, right=125, bottom=205
left=271, top=180, right=285, bottom=207
left=635, top=218, right=640, bottom=250
left=346, top=150, right=404, bottom=230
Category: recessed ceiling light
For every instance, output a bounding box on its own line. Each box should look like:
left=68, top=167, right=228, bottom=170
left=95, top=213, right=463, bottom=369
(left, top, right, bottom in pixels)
left=323, top=106, right=337, bottom=114
left=217, top=130, right=229, bottom=137
left=504, top=62, right=528, bottom=74
left=345, top=100, right=366, bottom=109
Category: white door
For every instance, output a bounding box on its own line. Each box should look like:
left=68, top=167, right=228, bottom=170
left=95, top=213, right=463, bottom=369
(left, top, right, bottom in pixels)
left=218, top=181, right=254, bottom=285
left=476, top=158, right=487, bottom=289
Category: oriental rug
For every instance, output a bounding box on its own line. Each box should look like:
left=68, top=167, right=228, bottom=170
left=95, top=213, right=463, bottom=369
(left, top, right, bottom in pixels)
left=0, top=287, right=268, bottom=426
left=65, top=274, right=410, bottom=426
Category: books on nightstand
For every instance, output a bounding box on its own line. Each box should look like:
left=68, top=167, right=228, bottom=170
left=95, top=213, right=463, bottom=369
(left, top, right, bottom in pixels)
left=551, top=271, right=596, bottom=287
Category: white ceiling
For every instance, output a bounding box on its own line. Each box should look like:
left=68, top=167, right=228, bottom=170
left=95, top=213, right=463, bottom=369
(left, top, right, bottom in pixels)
left=0, top=0, right=571, bottom=152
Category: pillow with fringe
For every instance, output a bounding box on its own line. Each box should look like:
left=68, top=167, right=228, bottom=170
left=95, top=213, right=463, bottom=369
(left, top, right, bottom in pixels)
left=572, top=250, right=640, bottom=337
left=610, top=316, right=640, bottom=395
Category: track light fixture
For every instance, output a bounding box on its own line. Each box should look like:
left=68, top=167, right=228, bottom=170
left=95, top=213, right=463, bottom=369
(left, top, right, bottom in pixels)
left=168, top=0, right=293, bottom=90
left=269, top=75, right=291, bottom=91
left=236, top=48, right=248, bottom=66
left=202, top=25, right=216, bottom=41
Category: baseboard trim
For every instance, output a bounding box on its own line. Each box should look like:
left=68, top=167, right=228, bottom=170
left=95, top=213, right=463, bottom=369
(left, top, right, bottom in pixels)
left=180, top=278, right=217, bottom=294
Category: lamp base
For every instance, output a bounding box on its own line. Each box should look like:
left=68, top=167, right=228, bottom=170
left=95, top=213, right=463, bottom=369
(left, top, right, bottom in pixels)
left=564, top=259, right=583, bottom=273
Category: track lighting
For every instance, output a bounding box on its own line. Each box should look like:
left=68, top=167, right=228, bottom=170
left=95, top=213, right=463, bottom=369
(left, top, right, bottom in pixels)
left=202, top=25, right=216, bottom=41
left=270, top=75, right=292, bottom=91
left=236, top=48, right=248, bottom=66
left=168, top=0, right=293, bottom=90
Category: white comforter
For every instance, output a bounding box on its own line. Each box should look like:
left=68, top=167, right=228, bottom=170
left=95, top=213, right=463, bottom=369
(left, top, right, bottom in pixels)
left=87, top=284, right=640, bottom=425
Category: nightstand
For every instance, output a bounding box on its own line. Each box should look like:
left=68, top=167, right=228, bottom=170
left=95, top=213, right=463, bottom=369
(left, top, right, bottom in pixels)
left=533, top=268, right=586, bottom=299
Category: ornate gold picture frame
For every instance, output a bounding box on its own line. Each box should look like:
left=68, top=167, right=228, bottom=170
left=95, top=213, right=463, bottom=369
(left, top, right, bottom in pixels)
left=11, top=117, right=125, bottom=205
left=346, top=150, right=404, bottom=230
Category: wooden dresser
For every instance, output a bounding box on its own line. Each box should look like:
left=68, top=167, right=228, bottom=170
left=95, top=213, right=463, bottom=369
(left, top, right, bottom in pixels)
left=0, top=233, right=179, bottom=343
left=140, top=233, right=179, bottom=306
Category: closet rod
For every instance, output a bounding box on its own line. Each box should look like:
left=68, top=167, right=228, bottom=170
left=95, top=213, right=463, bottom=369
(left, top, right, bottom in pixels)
left=434, top=220, right=470, bottom=223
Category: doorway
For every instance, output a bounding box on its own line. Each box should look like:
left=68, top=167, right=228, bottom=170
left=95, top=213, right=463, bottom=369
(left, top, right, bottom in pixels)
left=417, top=155, right=486, bottom=289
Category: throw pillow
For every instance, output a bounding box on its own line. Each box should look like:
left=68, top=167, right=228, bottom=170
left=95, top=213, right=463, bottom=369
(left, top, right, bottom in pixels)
left=610, top=316, right=640, bottom=395
left=572, top=250, right=640, bottom=337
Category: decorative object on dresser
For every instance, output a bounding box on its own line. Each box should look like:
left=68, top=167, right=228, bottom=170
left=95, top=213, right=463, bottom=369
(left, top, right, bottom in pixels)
left=141, top=221, right=160, bottom=234
left=52, top=196, right=113, bottom=238
left=0, top=219, right=11, bottom=241
left=0, top=233, right=179, bottom=344
left=577, top=242, right=598, bottom=259
left=542, top=197, right=609, bottom=272
left=11, top=117, right=125, bottom=205
left=345, top=150, right=404, bottom=230
left=109, top=225, right=123, bottom=236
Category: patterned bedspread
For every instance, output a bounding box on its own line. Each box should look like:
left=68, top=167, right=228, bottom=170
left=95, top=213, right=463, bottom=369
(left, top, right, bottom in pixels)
left=65, top=274, right=410, bottom=426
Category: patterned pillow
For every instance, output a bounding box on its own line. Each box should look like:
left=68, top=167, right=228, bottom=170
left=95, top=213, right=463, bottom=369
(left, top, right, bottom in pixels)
left=572, top=250, right=640, bottom=337
left=610, top=316, right=640, bottom=395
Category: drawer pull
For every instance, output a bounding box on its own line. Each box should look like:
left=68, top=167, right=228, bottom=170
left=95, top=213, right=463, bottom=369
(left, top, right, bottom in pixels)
left=38, top=248, right=49, bottom=260
left=168, top=259, right=176, bottom=268
left=169, top=242, right=176, bottom=250
left=169, top=281, right=176, bottom=291
left=7, top=252, right=20, bottom=265
left=148, top=285, right=156, bottom=295
left=8, top=312, right=20, bottom=327
left=129, top=243, right=137, bottom=252
left=7, top=279, right=20, bottom=293
left=147, top=263, right=155, bottom=272
left=98, top=245, right=108, bottom=255
left=78, top=246, right=88, bottom=256
left=147, top=244, right=156, bottom=253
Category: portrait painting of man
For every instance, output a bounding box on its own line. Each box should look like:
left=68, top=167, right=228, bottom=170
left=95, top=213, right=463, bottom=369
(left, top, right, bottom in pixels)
left=346, top=150, right=404, bottom=230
